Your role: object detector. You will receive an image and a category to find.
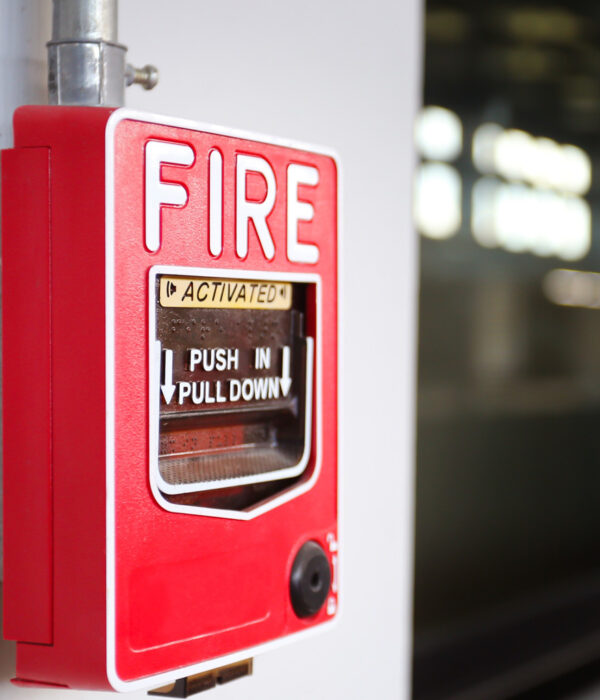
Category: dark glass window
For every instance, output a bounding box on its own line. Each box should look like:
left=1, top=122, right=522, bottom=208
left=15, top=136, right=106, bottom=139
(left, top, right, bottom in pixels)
left=414, top=4, right=600, bottom=698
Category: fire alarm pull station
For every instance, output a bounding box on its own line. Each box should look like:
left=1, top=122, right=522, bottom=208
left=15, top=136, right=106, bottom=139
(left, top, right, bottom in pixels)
left=2, top=107, right=339, bottom=693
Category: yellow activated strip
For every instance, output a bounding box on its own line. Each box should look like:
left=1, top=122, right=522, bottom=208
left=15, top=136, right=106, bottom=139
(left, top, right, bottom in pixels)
left=159, top=276, right=293, bottom=310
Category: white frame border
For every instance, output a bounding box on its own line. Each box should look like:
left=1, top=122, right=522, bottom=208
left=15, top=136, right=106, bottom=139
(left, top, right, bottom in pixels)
left=105, top=108, right=341, bottom=692
left=149, top=265, right=321, bottom=517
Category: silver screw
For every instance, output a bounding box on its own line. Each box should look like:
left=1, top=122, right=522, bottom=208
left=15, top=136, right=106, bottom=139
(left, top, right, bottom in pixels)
left=125, top=64, right=159, bottom=90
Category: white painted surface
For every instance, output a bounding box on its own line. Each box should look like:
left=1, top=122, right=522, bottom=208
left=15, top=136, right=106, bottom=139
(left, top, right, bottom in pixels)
left=0, top=0, right=421, bottom=697
left=144, top=140, right=195, bottom=252
left=0, top=0, right=49, bottom=150
left=287, top=163, right=320, bottom=263
left=209, top=148, right=224, bottom=256
left=235, top=154, right=276, bottom=259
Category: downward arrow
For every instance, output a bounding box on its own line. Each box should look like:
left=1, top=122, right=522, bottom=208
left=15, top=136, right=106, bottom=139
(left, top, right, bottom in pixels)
left=280, top=346, right=292, bottom=397
left=160, top=344, right=176, bottom=404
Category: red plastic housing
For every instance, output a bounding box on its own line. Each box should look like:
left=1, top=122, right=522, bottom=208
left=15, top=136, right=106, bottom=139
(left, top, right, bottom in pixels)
left=2, top=106, right=338, bottom=692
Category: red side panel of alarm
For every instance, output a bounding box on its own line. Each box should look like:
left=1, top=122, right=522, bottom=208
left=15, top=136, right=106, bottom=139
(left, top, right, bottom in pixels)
left=2, top=146, right=53, bottom=646
left=3, top=107, right=113, bottom=689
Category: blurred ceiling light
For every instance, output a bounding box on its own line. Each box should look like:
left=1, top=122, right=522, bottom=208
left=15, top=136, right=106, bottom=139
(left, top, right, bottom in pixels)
left=558, top=145, right=592, bottom=195
left=426, top=9, right=470, bottom=42
left=415, top=106, right=463, bottom=162
left=414, top=162, right=462, bottom=240
left=472, top=125, right=591, bottom=195
left=503, top=47, right=556, bottom=82
left=543, top=269, right=600, bottom=309
left=504, top=9, right=580, bottom=43
left=472, top=123, right=503, bottom=174
left=528, top=137, right=562, bottom=189
left=495, top=129, right=535, bottom=182
left=471, top=178, right=591, bottom=261
left=471, top=177, right=501, bottom=247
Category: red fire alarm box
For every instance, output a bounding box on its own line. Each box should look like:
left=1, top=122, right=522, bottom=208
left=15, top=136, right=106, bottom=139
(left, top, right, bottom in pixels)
left=2, top=107, right=339, bottom=692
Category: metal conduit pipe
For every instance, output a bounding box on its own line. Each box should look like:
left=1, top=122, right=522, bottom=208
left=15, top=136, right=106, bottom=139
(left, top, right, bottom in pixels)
left=51, top=0, right=119, bottom=42
left=47, top=0, right=157, bottom=106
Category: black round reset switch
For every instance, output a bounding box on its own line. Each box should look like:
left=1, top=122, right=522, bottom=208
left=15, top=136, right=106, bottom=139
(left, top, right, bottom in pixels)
left=290, top=541, right=331, bottom=618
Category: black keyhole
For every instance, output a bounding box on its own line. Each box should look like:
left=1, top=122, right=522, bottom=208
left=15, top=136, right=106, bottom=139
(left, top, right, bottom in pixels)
left=289, top=541, right=331, bottom=618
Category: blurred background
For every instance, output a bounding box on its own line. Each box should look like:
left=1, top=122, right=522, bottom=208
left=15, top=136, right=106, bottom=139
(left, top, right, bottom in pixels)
left=413, top=1, right=600, bottom=698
